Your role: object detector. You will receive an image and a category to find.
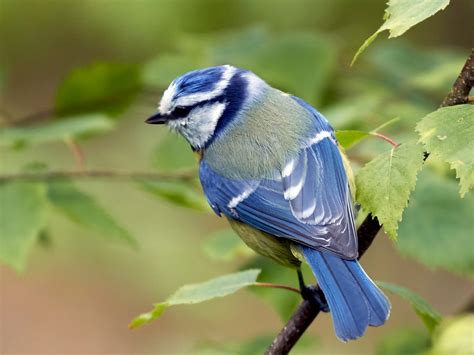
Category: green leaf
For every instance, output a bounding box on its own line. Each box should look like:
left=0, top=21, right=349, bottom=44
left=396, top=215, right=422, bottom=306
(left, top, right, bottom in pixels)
left=376, top=328, right=431, bottom=355
left=208, top=29, right=336, bottom=103
left=335, top=130, right=369, bottom=149
left=416, top=104, right=474, bottom=197
left=47, top=181, right=136, bottom=246
left=139, top=180, right=209, bottom=211
left=356, top=141, right=425, bottom=239
left=352, top=0, right=450, bottom=64
left=0, top=182, right=46, bottom=271
left=153, top=134, right=196, bottom=172
left=378, top=281, right=442, bottom=334
left=129, top=269, right=261, bottom=329
left=0, top=114, right=114, bottom=147
left=397, top=169, right=474, bottom=276
left=203, top=229, right=254, bottom=262
left=143, top=53, right=202, bottom=88
left=430, top=315, right=474, bottom=355
left=55, top=62, right=142, bottom=117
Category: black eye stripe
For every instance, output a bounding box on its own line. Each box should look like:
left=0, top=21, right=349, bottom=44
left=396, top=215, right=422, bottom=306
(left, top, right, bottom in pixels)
left=171, top=96, right=226, bottom=119
left=172, top=106, right=192, bottom=118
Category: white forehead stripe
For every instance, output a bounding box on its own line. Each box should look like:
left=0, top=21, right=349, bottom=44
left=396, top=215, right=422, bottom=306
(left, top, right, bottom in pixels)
left=159, top=81, right=178, bottom=114
left=175, top=65, right=236, bottom=107
left=159, top=65, right=236, bottom=114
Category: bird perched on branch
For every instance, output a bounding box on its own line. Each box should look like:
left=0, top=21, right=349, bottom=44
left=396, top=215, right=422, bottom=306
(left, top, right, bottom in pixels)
left=146, top=65, right=390, bottom=341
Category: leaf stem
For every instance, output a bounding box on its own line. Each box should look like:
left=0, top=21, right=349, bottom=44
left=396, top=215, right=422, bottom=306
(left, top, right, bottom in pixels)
left=370, top=132, right=399, bottom=148
left=64, top=138, right=86, bottom=170
left=253, top=282, right=301, bottom=295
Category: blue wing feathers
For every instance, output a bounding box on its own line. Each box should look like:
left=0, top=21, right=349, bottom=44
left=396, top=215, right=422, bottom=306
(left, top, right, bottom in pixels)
left=199, top=96, right=389, bottom=340
left=302, top=246, right=390, bottom=341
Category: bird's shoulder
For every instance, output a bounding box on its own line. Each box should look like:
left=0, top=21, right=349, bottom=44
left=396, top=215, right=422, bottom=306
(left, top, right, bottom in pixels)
left=203, top=90, right=315, bottom=180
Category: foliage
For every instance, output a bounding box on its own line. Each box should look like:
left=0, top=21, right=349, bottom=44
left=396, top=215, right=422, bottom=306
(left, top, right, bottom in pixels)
left=0, top=182, right=47, bottom=271
left=47, top=180, right=136, bottom=246
left=356, top=141, right=425, bottom=239
left=429, top=315, right=474, bottom=355
left=0, top=114, right=114, bottom=148
left=0, top=2, right=472, bottom=351
left=353, top=0, right=451, bottom=64
left=397, top=169, right=474, bottom=277
left=378, top=281, right=443, bottom=334
left=55, top=62, right=142, bottom=117
left=203, top=228, right=254, bottom=262
left=129, top=269, right=261, bottom=329
left=138, top=180, right=209, bottom=211
left=376, top=328, right=431, bottom=355
left=416, top=105, right=474, bottom=197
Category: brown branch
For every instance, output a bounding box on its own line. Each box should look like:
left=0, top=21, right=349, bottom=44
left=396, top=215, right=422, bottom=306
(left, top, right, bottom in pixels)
left=253, top=282, right=301, bottom=295
left=0, top=170, right=197, bottom=183
left=440, top=48, right=474, bottom=107
left=266, top=49, right=474, bottom=355
left=64, top=138, right=86, bottom=170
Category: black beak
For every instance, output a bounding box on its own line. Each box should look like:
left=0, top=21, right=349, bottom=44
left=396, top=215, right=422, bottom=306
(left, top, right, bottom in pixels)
left=145, top=112, right=169, bottom=124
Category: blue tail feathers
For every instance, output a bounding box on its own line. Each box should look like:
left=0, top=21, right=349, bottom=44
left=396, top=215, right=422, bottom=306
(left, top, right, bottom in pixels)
left=301, top=246, right=390, bottom=341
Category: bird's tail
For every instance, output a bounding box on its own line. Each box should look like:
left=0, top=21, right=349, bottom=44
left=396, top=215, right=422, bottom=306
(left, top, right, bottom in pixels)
left=301, top=246, right=390, bottom=341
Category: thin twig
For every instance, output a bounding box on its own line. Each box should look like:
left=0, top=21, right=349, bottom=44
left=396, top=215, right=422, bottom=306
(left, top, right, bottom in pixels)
left=370, top=132, right=399, bottom=147
left=266, top=49, right=474, bottom=355
left=64, top=138, right=86, bottom=170
left=253, top=282, right=301, bottom=295
left=0, top=170, right=197, bottom=183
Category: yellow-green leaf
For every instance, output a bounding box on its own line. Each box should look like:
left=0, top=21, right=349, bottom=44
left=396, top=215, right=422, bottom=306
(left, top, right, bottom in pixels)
left=0, top=114, right=114, bottom=148
left=335, top=130, right=369, bottom=149
left=129, top=269, right=261, bottom=329
left=378, top=281, right=442, bottom=334
left=56, top=62, right=142, bottom=117
left=397, top=169, right=474, bottom=277
left=0, top=182, right=47, bottom=271
left=356, top=141, right=425, bottom=239
left=416, top=104, right=474, bottom=197
left=139, top=180, right=209, bottom=211
left=352, top=0, right=450, bottom=65
left=429, top=315, right=474, bottom=355
left=47, top=181, right=136, bottom=246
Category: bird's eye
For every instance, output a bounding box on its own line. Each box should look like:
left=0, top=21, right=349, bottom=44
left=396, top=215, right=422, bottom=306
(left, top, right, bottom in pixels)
left=172, top=106, right=191, bottom=118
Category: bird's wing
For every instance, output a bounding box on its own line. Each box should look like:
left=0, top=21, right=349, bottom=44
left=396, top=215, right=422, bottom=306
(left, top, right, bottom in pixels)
left=199, top=98, right=357, bottom=259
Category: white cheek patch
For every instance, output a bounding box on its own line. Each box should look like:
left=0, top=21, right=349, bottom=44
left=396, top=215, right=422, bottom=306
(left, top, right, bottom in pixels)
left=170, top=102, right=227, bottom=149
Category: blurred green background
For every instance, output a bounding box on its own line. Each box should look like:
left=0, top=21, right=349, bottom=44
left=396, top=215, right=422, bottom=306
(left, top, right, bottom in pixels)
left=1, top=0, right=473, bottom=354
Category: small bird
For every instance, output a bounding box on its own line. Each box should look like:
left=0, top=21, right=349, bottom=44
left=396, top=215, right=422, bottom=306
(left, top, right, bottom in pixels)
left=146, top=65, right=390, bottom=341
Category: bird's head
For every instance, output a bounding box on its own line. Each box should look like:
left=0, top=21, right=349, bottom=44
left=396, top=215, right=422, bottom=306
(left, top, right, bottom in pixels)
left=146, top=65, right=266, bottom=150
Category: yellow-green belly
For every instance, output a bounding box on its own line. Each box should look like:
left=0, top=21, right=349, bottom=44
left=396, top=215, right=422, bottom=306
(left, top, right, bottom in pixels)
left=227, top=218, right=301, bottom=268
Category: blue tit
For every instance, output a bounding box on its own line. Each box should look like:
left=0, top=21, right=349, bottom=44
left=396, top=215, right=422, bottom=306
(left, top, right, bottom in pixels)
left=146, top=65, right=390, bottom=341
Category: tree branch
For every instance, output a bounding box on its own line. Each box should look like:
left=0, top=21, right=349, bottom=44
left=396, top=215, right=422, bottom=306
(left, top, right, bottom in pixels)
left=440, top=48, right=474, bottom=107
left=266, top=48, right=474, bottom=355
left=0, top=170, right=196, bottom=183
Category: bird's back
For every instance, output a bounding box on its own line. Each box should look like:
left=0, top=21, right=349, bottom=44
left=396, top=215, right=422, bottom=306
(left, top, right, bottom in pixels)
left=203, top=87, right=313, bottom=179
